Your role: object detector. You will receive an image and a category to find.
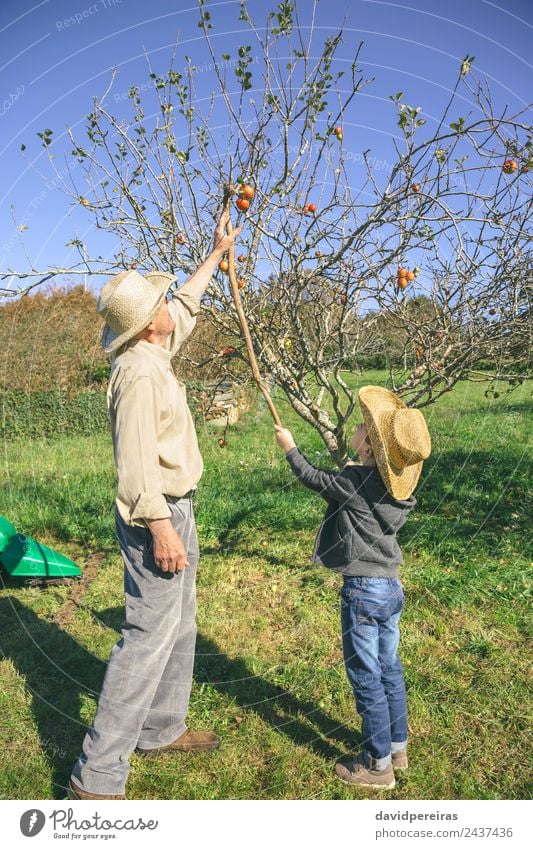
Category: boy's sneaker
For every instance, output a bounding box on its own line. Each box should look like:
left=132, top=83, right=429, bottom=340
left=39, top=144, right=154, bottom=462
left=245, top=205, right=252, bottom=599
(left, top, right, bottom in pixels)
left=392, top=749, right=408, bottom=770
left=335, top=754, right=395, bottom=790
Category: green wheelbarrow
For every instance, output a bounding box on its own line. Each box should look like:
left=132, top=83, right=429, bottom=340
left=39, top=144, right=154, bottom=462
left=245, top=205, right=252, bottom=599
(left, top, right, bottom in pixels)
left=0, top=514, right=81, bottom=586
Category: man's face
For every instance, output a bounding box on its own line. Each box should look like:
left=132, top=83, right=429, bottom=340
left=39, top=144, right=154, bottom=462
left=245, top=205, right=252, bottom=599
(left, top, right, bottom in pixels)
left=150, top=299, right=176, bottom=338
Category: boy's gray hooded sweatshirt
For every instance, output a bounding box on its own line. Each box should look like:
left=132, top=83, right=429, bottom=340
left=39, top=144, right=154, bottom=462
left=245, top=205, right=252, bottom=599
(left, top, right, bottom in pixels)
left=285, top=447, right=416, bottom=577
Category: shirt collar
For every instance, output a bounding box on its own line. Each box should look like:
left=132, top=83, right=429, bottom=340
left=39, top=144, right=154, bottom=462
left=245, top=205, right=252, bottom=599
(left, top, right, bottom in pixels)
left=125, top=338, right=173, bottom=362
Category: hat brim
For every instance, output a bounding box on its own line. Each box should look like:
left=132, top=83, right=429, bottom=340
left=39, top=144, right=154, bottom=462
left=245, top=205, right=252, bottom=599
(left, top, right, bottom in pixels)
left=358, top=385, right=423, bottom=500
left=101, top=272, right=177, bottom=353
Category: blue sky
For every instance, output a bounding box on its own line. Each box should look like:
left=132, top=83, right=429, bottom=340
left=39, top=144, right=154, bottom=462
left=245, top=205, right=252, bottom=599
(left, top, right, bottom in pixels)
left=1, top=0, right=531, bottom=295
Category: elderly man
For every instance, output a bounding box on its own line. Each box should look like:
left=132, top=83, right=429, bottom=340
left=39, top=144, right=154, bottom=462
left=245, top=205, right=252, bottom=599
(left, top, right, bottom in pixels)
left=68, top=211, right=241, bottom=800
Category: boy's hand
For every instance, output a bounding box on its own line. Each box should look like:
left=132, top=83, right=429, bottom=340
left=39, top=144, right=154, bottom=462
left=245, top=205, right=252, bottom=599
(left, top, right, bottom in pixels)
left=274, top=424, right=296, bottom=452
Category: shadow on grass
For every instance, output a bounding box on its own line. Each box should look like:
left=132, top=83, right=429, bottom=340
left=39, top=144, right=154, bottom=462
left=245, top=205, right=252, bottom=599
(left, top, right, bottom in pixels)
left=95, top=607, right=356, bottom=760
left=194, top=632, right=356, bottom=757
left=0, top=595, right=356, bottom=800
left=413, top=448, right=530, bottom=549
left=0, top=592, right=106, bottom=800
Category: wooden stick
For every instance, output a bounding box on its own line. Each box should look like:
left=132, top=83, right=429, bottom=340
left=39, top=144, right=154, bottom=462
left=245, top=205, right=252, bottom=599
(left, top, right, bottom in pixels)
left=223, top=184, right=282, bottom=427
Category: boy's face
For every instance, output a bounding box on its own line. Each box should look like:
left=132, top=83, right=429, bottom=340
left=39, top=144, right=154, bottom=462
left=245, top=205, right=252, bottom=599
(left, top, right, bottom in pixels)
left=351, top=422, right=372, bottom=458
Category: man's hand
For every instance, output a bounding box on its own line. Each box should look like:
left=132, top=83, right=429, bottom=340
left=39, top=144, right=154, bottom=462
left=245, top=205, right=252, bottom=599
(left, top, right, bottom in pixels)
left=146, top=518, right=189, bottom=573
left=213, top=207, right=242, bottom=254
left=274, top=424, right=297, bottom=452
left=178, top=207, right=244, bottom=301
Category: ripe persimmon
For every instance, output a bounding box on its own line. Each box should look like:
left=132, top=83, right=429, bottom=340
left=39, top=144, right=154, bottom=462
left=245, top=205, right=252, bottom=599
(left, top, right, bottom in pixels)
left=502, top=159, right=518, bottom=174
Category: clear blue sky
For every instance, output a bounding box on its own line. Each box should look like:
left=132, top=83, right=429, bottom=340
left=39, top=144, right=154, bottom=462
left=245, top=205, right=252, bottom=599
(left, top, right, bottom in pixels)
left=1, top=0, right=531, bottom=294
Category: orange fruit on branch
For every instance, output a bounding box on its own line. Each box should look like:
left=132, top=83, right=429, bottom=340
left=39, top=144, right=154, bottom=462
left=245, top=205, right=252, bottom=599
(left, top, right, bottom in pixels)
left=236, top=197, right=250, bottom=212
left=218, top=259, right=229, bottom=273
left=240, top=184, right=255, bottom=200
left=502, top=159, right=518, bottom=174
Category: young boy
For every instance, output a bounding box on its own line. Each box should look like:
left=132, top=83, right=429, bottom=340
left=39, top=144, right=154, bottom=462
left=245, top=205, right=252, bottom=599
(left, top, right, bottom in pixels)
left=274, top=385, right=431, bottom=790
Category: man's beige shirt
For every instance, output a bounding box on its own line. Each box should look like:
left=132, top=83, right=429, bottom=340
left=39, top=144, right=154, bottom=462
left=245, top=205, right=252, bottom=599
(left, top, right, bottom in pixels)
left=107, top=283, right=203, bottom=526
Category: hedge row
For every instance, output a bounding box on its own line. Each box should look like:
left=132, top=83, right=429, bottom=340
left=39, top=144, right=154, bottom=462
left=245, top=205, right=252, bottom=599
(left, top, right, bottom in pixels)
left=0, top=385, right=211, bottom=441
left=0, top=390, right=110, bottom=440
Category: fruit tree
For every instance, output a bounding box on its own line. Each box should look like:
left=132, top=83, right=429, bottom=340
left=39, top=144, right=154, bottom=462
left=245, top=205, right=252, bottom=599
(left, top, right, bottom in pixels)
left=3, top=0, right=531, bottom=464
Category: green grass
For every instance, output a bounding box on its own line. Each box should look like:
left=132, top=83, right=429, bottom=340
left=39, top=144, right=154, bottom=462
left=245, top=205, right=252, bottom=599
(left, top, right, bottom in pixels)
left=0, top=370, right=531, bottom=800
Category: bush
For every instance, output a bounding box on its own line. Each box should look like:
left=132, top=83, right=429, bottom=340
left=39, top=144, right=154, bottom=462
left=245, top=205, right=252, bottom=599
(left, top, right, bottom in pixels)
left=0, top=384, right=211, bottom=441
left=0, top=390, right=109, bottom=440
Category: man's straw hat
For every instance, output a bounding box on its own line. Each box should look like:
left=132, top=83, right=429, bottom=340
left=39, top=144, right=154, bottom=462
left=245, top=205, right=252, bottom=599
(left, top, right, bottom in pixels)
left=97, top=269, right=178, bottom=353
left=358, top=385, right=431, bottom=500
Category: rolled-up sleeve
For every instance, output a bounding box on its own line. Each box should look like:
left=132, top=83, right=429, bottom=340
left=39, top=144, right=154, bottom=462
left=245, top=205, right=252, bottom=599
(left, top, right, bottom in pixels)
left=113, top=376, right=171, bottom=524
left=167, top=285, right=202, bottom=357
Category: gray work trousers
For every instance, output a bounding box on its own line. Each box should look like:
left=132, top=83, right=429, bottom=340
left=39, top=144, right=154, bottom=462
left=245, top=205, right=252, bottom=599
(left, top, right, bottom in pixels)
left=70, top=497, right=200, bottom=795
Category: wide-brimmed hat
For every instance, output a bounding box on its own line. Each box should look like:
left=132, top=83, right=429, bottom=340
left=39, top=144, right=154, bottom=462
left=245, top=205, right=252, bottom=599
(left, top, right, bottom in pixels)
left=97, top=269, right=178, bottom=353
left=358, top=385, right=431, bottom=500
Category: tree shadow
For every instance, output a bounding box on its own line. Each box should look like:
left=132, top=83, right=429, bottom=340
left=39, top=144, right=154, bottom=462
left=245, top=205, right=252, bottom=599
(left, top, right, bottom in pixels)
left=0, top=596, right=356, bottom=800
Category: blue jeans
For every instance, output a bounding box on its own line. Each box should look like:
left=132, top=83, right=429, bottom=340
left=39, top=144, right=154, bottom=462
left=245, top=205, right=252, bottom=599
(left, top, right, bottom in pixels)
left=341, top=576, right=408, bottom=769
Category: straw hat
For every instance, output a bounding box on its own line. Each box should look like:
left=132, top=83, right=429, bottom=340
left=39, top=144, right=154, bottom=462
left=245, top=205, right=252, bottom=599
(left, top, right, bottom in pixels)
left=97, top=269, right=178, bottom=353
left=358, top=385, right=431, bottom=500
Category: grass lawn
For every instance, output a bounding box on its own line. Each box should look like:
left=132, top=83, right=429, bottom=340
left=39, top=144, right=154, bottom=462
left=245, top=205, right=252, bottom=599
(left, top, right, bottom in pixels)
left=0, top=370, right=531, bottom=800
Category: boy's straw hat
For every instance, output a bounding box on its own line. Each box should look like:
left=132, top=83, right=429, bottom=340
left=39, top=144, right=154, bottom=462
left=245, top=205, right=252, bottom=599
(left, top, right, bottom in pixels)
left=97, top=269, right=178, bottom=353
left=358, top=385, right=431, bottom=500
